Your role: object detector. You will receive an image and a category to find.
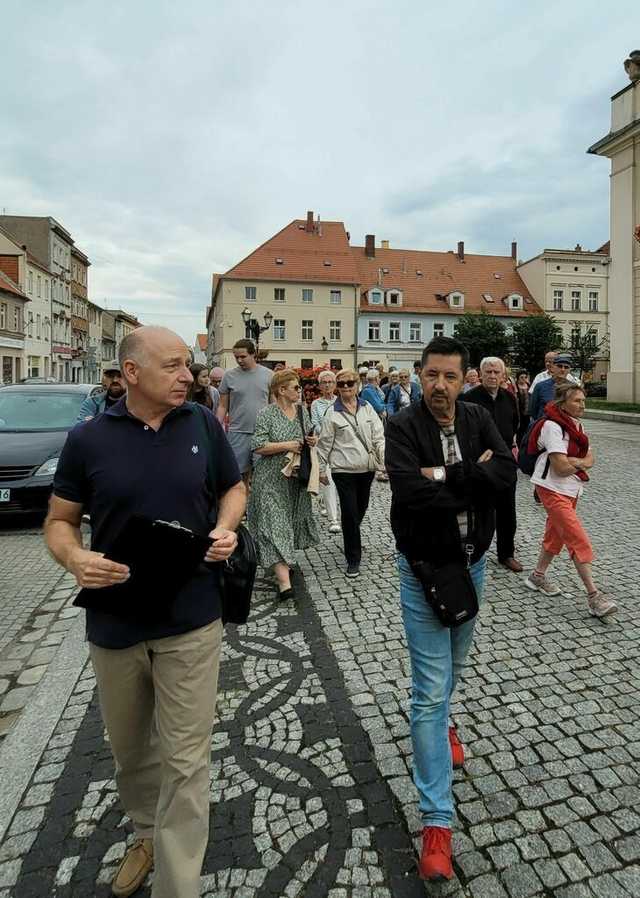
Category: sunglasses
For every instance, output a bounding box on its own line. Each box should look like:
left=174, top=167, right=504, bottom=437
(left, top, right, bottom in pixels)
left=337, top=380, right=357, bottom=388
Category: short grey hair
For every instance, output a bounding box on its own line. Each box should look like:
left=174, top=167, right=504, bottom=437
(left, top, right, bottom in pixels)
left=479, top=356, right=505, bottom=372
left=366, top=369, right=379, bottom=381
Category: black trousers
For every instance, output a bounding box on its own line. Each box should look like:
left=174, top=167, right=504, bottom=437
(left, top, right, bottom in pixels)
left=495, top=481, right=517, bottom=562
left=332, top=472, right=375, bottom=565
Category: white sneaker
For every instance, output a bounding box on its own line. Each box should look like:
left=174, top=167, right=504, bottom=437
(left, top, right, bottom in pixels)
left=328, top=522, right=341, bottom=534
left=588, top=591, right=618, bottom=618
left=524, top=571, right=561, bottom=596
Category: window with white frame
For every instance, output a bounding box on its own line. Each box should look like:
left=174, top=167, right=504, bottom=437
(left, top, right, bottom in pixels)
left=301, top=320, right=313, bottom=341
left=27, top=271, right=33, bottom=295
left=387, top=291, right=402, bottom=306
left=302, top=288, right=313, bottom=303
left=44, top=280, right=49, bottom=300
left=409, top=322, right=421, bottom=342
left=274, top=287, right=285, bottom=302
left=368, top=289, right=383, bottom=305
left=571, top=290, right=581, bottom=312
left=245, top=285, right=257, bottom=301
left=553, top=289, right=563, bottom=311
left=14, top=307, right=21, bottom=331
left=433, top=322, right=444, bottom=338
left=389, top=321, right=401, bottom=342
left=368, top=321, right=381, bottom=341
left=36, top=314, right=41, bottom=338
left=28, top=312, right=33, bottom=338
left=273, top=319, right=286, bottom=341
left=588, top=291, right=598, bottom=312
left=587, top=328, right=598, bottom=348
left=449, top=292, right=464, bottom=309
left=570, top=326, right=580, bottom=348
left=0, top=303, right=6, bottom=329
left=329, top=320, right=341, bottom=341
left=330, top=289, right=341, bottom=304
left=508, top=293, right=523, bottom=310
left=36, top=276, right=41, bottom=298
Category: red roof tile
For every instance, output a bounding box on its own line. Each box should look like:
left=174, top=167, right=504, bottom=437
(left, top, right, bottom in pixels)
left=222, top=219, right=360, bottom=286
left=354, top=246, right=541, bottom=316
left=216, top=217, right=542, bottom=317
left=0, top=269, right=28, bottom=300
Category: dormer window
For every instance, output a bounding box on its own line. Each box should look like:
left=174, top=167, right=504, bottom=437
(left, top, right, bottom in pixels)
left=386, top=290, right=402, bottom=306
left=508, top=293, right=523, bottom=311
left=449, top=292, right=464, bottom=309
left=368, top=289, right=384, bottom=305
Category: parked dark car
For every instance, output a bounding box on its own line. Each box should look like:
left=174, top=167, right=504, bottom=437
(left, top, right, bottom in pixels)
left=584, top=382, right=607, bottom=398
left=0, top=383, right=95, bottom=514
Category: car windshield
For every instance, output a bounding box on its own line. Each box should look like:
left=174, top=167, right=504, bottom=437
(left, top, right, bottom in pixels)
left=0, top=391, right=86, bottom=432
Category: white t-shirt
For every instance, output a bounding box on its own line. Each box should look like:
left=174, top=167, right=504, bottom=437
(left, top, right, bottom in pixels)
left=529, top=370, right=580, bottom=394
left=530, top=420, right=584, bottom=498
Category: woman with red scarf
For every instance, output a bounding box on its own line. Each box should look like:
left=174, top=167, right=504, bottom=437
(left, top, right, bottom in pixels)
left=524, top=383, right=617, bottom=618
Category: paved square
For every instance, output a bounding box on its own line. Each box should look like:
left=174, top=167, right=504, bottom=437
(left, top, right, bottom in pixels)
left=0, top=417, right=638, bottom=896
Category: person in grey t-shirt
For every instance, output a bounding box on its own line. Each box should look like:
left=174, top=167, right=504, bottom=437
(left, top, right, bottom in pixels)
left=218, top=339, right=273, bottom=478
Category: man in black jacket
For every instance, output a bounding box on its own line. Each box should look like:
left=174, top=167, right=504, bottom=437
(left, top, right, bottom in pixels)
left=461, top=356, right=522, bottom=572
left=385, top=336, right=516, bottom=882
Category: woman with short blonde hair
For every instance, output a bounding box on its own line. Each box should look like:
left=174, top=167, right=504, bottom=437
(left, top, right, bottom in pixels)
left=525, top=383, right=616, bottom=617
left=317, top=368, right=385, bottom=577
left=248, top=370, right=318, bottom=600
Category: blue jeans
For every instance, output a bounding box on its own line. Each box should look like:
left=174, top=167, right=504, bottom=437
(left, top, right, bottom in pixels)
left=398, top=553, right=486, bottom=828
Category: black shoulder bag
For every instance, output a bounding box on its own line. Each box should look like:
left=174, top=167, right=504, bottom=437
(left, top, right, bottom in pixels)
left=195, top=406, right=257, bottom=625
left=296, top=404, right=313, bottom=487
left=409, top=492, right=479, bottom=628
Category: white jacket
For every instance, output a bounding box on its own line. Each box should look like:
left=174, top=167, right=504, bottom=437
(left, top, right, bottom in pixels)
left=317, top=399, right=385, bottom=474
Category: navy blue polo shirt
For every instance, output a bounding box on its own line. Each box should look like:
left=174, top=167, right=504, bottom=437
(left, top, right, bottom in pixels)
left=53, top=398, right=241, bottom=649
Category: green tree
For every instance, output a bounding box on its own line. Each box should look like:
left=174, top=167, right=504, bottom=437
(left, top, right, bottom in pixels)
left=567, top=320, right=609, bottom=379
left=510, top=315, right=563, bottom=379
left=453, top=311, right=511, bottom=367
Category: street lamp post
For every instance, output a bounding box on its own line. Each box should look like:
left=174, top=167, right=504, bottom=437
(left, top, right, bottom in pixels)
left=241, top=308, right=273, bottom=350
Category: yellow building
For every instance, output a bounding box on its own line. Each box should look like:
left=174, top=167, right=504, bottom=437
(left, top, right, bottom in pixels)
left=208, top=212, right=360, bottom=370
left=517, top=244, right=610, bottom=380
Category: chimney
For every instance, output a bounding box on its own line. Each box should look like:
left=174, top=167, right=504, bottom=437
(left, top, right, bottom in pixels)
left=381, top=239, right=389, bottom=250
left=511, top=241, right=517, bottom=261
left=457, top=241, right=465, bottom=262
left=365, top=234, right=375, bottom=258
left=306, top=210, right=314, bottom=233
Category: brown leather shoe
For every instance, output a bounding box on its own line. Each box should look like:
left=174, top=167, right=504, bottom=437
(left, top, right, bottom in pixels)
left=501, top=557, right=524, bottom=573
left=112, top=838, right=153, bottom=897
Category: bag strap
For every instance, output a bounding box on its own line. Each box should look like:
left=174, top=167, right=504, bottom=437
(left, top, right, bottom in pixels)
left=194, top=404, right=218, bottom=521
left=339, top=409, right=372, bottom=455
left=296, top=403, right=308, bottom=439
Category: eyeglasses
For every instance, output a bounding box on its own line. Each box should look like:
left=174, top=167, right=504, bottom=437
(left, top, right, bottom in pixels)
left=337, top=380, right=356, bottom=388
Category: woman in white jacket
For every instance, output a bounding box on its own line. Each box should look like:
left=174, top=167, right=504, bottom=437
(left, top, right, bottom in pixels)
left=317, top=369, right=385, bottom=577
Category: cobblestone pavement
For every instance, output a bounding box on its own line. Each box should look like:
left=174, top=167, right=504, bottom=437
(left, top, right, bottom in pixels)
left=0, top=516, right=82, bottom=740
left=0, top=421, right=639, bottom=896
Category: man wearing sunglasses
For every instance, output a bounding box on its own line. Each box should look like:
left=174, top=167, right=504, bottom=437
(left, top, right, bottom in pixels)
left=529, top=352, right=576, bottom=421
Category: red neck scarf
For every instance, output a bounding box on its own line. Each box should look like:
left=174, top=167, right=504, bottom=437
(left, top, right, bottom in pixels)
left=543, top=401, right=589, bottom=481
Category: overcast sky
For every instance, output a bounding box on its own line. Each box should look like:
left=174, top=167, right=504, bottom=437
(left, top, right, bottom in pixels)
left=1, top=1, right=634, bottom=343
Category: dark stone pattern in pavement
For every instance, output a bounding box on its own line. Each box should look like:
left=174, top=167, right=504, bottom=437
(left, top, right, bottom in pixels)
left=6, top=571, right=425, bottom=898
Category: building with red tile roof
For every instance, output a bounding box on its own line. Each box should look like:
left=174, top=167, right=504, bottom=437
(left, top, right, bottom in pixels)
left=209, top=212, right=544, bottom=370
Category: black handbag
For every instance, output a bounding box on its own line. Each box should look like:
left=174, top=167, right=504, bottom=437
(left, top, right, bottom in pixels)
left=220, top=523, right=257, bottom=624
left=409, top=558, right=479, bottom=628
left=195, top=406, right=257, bottom=625
left=296, top=404, right=313, bottom=487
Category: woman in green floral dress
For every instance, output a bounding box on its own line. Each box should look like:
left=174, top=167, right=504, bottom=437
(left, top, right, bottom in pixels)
left=248, top=369, right=319, bottom=600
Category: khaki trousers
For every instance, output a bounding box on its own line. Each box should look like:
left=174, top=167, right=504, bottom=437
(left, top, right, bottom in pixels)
left=90, top=619, right=223, bottom=898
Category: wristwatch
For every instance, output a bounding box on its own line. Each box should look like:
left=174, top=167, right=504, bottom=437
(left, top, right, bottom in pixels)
left=433, top=466, right=446, bottom=482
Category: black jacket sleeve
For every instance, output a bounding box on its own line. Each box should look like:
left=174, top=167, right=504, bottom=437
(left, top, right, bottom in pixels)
left=466, top=409, right=517, bottom=500
left=385, top=416, right=467, bottom=514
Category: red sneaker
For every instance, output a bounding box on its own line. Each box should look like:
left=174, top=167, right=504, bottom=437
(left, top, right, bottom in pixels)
left=419, top=826, right=453, bottom=880
left=449, top=725, right=464, bottom=769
